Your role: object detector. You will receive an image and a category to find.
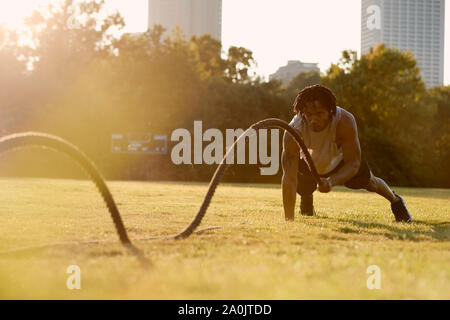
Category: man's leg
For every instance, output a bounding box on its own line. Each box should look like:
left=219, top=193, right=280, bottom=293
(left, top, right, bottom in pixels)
left=365, top=172, right=396, bottom=202
left=343, top=150, right=412, bottom=222
left=365, top=172, right=412, bottom=222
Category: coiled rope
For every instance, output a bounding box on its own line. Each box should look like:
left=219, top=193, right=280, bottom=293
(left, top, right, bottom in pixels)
left=0, top=132, right=142, bottom=258
left=0, top=119, right=319, bottom=256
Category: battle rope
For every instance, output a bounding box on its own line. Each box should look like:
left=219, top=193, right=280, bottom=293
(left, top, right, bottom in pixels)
left=150, top=118, right=320, bottom=241
left=0, top=119, right=320, bottom=255
left=0, top=132, right=142, bottom=258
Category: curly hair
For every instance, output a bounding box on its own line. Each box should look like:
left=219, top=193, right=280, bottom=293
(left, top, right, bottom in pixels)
left=292, top=84, right=337, bottom=117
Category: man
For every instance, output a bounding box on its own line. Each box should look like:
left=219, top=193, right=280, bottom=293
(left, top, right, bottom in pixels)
left=281, top=84, right=412, bottom=222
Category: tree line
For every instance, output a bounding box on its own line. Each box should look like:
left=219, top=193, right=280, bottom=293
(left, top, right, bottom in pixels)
left=0, top=0, right=448, bottom=187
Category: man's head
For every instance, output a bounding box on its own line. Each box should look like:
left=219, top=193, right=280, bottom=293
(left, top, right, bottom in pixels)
left=292, top=85, right=337, bottom=132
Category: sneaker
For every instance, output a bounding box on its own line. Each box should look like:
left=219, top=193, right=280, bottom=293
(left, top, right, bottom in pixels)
left=300, top=194, right=315, bottom=216
left=391, top=193, right=413, bottom=223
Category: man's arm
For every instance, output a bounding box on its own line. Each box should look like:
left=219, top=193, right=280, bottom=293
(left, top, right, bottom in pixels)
left=281, top=130, right=300, bottom=220
left=320, top=112, right=361, bottom=192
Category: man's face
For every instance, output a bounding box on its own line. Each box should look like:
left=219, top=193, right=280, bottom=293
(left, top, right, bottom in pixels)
left=302, top=100, right=331, bottom=132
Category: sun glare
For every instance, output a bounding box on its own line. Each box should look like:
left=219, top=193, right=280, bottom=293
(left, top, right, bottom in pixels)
left=0, top=1, right=49, bottom=28
left=0, top=0, right=145, bottom=32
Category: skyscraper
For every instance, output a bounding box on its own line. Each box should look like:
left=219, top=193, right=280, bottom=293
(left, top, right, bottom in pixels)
left=148, top=0, right=222, bottom=41
left=361, top=0, right=445, bottom=88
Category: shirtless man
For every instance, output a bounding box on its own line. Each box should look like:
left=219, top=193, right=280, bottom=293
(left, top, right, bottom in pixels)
left=281, top=84, right=412, bottom=222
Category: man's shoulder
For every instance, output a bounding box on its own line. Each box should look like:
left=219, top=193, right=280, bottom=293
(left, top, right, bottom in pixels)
left=289, top=113, right=302, bottom=130
left=336, top=107, right=358, bottom=138
left=338, top=107, right=355, bottom=121
left=338, top=107, right=356, bottom=126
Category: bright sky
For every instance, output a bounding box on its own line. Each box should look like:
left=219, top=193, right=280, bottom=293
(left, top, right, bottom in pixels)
left=0, top=0, right=449, bottom=84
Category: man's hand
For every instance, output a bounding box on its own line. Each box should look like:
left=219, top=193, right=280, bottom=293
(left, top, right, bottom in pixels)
left=318, top=177, right=334, bottom=193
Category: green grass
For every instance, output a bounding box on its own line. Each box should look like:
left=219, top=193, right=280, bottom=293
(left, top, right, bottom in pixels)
left=0, top=178, right=448, bottom=299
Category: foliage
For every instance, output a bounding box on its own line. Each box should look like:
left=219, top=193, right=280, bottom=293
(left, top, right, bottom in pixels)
left=0, top=2, right=448, bottom=187
left=284, top=70, right=320, bottom=103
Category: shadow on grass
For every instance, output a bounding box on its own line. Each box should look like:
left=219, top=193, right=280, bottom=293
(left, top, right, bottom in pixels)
left=326, top=187, right=450, bottom=200
left=137, top=180, right=450, bottom=200
left=313, top=216, right=449, bottom=242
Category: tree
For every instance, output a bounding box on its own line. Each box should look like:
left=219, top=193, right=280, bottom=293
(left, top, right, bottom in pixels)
left=322, top=45, right=425, bottom=131
left=224, top=46, right=256, bottom=83
left=0, top=25, right=30, bottom=134
left=17, top=0, right=124, bottom=107
left=15, top=0, right=125, bottom=119
left=428, top=86, right=450, bottom=186
left=189, top=34, right=226, bottom=80
left=1, top=0, right=127, bottom=172
left=284, top=70, right=320, bottom=104
left=322, top=44, right=431, bottom=186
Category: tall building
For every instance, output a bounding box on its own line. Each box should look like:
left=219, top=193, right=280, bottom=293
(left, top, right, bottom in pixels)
left=361, top=0, right=445, bottom=88
left=269, top=60, right=320, bottom=85
left=148, top=0, right=222, bottom=41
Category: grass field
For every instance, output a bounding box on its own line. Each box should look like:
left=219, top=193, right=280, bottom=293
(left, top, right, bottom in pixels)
left=0, top=178, right=448, bottom=299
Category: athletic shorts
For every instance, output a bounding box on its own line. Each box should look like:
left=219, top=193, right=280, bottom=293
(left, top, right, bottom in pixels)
left=296, top=150, right=372, bottom=196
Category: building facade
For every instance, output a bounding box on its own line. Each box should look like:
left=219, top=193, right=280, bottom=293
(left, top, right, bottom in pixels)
left=148, top=0, right=222, bottom=41
left=269, top=60, right=320, bottom=86
left=361, top=0, right=445, bottom=88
